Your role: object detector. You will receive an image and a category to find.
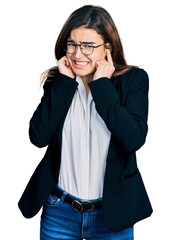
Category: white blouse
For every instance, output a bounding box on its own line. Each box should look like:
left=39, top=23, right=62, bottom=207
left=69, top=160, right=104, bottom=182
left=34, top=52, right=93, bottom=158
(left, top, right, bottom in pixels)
left=57, top=75, right=111, bottom=200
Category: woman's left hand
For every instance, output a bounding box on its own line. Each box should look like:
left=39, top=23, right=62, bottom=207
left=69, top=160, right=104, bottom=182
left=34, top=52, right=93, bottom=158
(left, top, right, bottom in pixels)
left=93, top=49, right=115, bottom=81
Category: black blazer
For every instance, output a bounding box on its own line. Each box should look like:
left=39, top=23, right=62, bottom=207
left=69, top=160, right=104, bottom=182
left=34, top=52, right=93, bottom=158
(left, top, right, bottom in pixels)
left=18, top=67, right=153, bottom=232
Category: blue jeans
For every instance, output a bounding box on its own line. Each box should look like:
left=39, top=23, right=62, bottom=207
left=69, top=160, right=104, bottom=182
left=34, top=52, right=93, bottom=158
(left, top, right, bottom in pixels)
left=40, top=186, right=134, bottom=240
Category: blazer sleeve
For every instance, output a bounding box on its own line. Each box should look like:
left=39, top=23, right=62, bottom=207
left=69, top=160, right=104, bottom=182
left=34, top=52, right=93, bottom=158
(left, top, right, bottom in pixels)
left=29, top=73, right=78, bottom=148
left=88, top=68, right=149, bottom=153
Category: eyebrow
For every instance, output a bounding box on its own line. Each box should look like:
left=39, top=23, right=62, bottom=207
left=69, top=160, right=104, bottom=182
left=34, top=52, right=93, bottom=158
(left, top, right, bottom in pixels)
left=67, top=40, right=95, bottom=44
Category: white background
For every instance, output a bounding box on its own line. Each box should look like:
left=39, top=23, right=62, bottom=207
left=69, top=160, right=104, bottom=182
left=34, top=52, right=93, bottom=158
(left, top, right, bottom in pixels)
left=1, top=0, right=171, bottom=239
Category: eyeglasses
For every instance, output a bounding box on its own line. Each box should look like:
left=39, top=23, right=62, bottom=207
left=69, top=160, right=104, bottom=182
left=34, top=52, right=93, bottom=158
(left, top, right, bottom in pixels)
left=62, top=41, right=107, bottom=56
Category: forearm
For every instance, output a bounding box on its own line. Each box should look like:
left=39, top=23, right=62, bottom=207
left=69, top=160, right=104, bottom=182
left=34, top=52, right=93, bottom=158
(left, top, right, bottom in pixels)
left=29, top=73, right=78, bottom=147
left=88, top=69, right=149, bottom=152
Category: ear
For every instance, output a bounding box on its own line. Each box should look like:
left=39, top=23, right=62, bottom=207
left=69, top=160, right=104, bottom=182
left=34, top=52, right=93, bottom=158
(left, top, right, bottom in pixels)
left=105, top=43, right=112, bottom=54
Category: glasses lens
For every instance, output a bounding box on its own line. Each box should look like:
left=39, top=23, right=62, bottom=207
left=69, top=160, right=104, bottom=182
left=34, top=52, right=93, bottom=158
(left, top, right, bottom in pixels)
left=64, top=42, right=75, bottom=54
left=63, top=42, right=94, bottom=55
left=81, top=43, right=93, bottom=55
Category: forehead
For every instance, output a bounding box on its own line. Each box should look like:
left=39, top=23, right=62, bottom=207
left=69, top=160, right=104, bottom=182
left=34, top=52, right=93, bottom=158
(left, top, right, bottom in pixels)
left=68, top=27, right=103, bottom=43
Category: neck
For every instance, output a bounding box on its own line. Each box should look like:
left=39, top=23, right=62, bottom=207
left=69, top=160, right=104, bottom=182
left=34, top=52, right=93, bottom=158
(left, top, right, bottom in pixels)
left=81, top=73, right=94, bottom=85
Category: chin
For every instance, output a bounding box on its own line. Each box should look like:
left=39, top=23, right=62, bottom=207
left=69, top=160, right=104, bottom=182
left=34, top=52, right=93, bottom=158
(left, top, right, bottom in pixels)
left=72, top=67, right=95, bottom=78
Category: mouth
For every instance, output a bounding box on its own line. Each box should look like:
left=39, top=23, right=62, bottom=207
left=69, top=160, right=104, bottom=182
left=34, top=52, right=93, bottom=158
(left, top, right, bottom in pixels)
left=72, top=60, right=89, bottom=69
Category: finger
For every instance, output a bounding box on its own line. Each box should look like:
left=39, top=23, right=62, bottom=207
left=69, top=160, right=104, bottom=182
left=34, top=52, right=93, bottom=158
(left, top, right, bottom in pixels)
left=62, top=56, right=69, bottom=66
left=57, top=56, right=65, bottom=65
left=97, top=60, right=106, bottom=65
left=62, top=56, right=70, bottom=67
left=65, top=60, right=69, bottom=67
left=106, top=49, right=114, bottom=65
left=65, top=56, right=70, bottom=65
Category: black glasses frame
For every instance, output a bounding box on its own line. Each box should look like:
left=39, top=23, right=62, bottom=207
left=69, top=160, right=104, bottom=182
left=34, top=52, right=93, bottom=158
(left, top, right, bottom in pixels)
left=62, top=41, right=107, bottom=56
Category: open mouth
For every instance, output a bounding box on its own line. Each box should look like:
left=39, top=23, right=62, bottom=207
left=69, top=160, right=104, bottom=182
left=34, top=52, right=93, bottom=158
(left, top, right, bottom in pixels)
left=73, top=60, right=89, bottom=68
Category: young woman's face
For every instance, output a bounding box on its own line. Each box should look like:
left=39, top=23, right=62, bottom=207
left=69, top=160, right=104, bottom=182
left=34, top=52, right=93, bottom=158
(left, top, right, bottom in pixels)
left=66, top=27, right=107, bottom=79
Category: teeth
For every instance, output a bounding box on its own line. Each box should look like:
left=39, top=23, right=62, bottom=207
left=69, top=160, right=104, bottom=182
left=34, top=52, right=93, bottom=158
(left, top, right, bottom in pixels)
left=75, top=61, right=88, bottom=66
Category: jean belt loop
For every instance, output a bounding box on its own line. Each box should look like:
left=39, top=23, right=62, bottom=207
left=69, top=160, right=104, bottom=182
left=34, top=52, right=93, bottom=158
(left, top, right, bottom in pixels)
left=59, top=191, right=67, bottom=203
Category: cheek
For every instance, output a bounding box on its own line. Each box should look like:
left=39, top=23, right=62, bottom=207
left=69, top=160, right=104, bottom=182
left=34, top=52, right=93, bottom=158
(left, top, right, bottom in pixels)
left=92, top=52, right=106, bottom=63
left=98, top=51, right=106, bottom=60
left=88, top=59, right=96, bottom=71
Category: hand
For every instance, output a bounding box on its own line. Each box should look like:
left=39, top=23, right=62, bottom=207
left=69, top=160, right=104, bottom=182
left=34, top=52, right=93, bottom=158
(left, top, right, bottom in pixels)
left=93, top=50, right=115, bottom=81
left=57, top=56, right=75, bottom=79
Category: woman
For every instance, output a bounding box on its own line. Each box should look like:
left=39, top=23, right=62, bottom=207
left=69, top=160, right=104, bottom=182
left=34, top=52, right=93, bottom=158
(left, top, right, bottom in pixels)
left=18, top=5, right=153, bottom=240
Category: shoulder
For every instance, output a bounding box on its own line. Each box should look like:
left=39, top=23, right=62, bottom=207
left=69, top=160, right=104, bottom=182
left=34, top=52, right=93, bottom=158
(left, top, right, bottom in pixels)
left=42, top=72, right=78, bottom=95
left=42, top=72, right=63, bottom=89
left=120, top=67, right=148, bottom=80
left=123, top=68, right=149, bottom=94
left=110, top=67, right=149, bottom=96
left=113, top=67, right=149, bottom=87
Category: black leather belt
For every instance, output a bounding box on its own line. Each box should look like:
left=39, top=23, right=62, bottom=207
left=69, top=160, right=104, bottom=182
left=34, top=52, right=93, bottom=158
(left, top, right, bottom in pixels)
left=52, top=187, right=102, bottom=212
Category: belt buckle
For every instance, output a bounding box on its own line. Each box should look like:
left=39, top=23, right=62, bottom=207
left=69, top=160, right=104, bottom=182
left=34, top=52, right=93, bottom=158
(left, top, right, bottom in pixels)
left=72, top=200, right=83, bottom=212
left=82, top=200, right=94, bottom=212
left=72, top=200, right=94, bottom=212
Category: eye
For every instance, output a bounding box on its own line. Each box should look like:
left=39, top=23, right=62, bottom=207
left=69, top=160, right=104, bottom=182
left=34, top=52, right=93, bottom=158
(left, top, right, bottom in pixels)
left=67, top=43, right=75, bottom=47
left=82, top=44, right=92, bottom=48
left=85, top=45, right=92, bottom=48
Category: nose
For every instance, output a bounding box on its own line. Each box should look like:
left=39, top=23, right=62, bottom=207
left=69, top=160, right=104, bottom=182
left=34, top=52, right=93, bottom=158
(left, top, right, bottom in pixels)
left=74, top=45, right=84, bottom=58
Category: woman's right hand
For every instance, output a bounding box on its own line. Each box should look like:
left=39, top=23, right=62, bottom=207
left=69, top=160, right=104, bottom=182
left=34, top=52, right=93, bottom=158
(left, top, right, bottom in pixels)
left=57, top=56, right=75, bottom=79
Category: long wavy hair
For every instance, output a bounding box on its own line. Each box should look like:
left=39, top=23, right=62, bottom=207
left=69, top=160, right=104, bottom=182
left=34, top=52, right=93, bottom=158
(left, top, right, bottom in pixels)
left=41, top=5, right=136, bottom=84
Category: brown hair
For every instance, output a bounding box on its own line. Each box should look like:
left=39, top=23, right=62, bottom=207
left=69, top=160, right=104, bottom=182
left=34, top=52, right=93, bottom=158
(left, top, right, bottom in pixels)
left=41, top=5, right=136, bottom=84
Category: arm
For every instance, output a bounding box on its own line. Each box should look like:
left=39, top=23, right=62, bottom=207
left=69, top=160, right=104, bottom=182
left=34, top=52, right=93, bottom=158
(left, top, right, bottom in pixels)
left=88, top=68, right=149, bottom=152
left=29, top=73, right=78, bottom=148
